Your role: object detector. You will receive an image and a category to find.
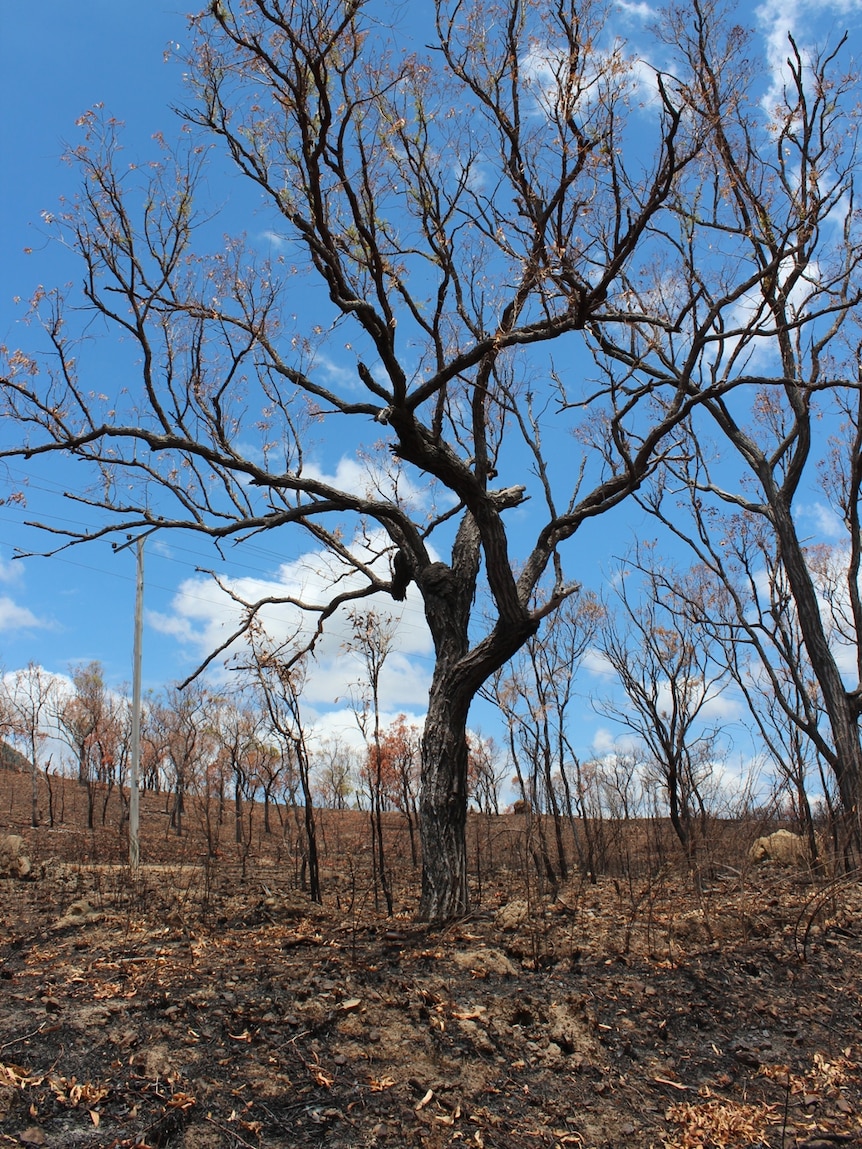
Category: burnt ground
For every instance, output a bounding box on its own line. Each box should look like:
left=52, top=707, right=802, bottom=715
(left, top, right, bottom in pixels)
left=0, top=770, right=860, bottom=1149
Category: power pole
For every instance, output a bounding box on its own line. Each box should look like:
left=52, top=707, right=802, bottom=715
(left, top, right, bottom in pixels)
left=114, top=527, right=158, bottom=872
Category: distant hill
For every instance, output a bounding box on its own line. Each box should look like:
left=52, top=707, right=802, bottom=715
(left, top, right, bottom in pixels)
left=0, top=740, right=31, bottom=773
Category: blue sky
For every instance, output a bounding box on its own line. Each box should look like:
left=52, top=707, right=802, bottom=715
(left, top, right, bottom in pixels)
left=0, top=4, right=217, bottom=688
left=1, top=0, right=860, bottom=779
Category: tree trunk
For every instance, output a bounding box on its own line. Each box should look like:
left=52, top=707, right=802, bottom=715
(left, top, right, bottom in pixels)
left=234, top=779, right=243, bottom=845
left=771, top=498, right=862, bottom=852
left=28, top=734, right=39, bottom=829
left=543, top=746, right=568, bottom=882
left=667, top=763, right=690, bottom=856
left=101, top=780, right=113, bottom=826
left=414, top=517, right=483, bottom=922
left=418, top=671, right=471, bottom=921
left=30, top=763, right=39, bottom=829
left=44, top=762, right=55, bottom=829
left=415, top=511, right=539, bottom=920
left=401, top=778, right=418, bottom=867
left=295, top=741, right=321, bottom=904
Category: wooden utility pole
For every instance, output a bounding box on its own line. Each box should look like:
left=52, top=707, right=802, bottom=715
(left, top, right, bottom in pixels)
left=114, top=528, right=157, bottom=872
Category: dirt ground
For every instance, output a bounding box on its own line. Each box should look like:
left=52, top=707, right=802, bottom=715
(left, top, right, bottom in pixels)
left=0, top=770, right=860, bottom=1148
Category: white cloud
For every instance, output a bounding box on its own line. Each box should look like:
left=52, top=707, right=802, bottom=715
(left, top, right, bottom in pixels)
left=697, top=689, right=744, bottom=722
left=304, top=455, right=384, bottom=497
left=259, top=229, right=289, bottom=250
left=0, top=666, right=74, bottom=767
left=796, top=501, right=845, bottom=541
left=646, top=677, right=743, bottom=723
left=580, top=646, right=617, bottom=680
left=310, top=351, right=361, bottom=393
left=0, top=595, right=48, bottom=632
left=713, top=255, right=825, bottom=370
left=520, top=33, right=661, bottom=129
left=616, top=0, right=653, bottom=18
left=149, top=529, right=434, bottom=715
left=755, top=0, right=807, bottom=114
left=0, top=556, right=23, bottom=585
left=303, top=451, right=438, bottom=518
left=830, top=639, right=858, bottom=679
left=306, top=704, right=427, bottom=757
left=590, top=726, right=642, bottom=756
left=754, top=0, right=862, bottom=115
left=703, top=751, right=767, bottom=808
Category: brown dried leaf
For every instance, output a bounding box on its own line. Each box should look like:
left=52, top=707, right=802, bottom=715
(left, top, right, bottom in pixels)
left=310, top=1066, right=334, bottom=1089
left=0, top=1063, right=42, bottom=1090
left=665, top=1098, right=780, bottom=1149
left=49, top=1075, right=110, bottom=1109
left=436, top=1104, right=462, bottom=1126
left=654, top=1076, right=692, bottom=1092
left=166, top=1092, right=196, bottom=1110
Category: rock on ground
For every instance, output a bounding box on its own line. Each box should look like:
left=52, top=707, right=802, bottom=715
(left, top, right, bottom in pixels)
left=0, top=834, right=31, bottom=879
left=748, top=828, right=809, bottom=866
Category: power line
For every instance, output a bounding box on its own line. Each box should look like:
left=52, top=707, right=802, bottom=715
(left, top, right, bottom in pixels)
left=0, top=465, right=445, bottom=652
left=0, top=537, right=433, bottom=652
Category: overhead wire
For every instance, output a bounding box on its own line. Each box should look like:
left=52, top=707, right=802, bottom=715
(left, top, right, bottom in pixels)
left=0, top=464, right=436, bottom=649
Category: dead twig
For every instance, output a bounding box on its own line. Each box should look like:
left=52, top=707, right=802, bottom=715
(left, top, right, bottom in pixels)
left=0, top=1023, right=48, bottom=1053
